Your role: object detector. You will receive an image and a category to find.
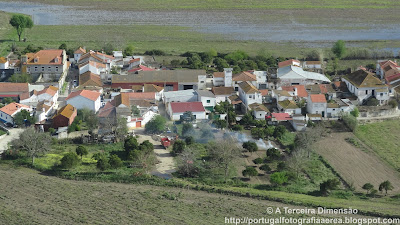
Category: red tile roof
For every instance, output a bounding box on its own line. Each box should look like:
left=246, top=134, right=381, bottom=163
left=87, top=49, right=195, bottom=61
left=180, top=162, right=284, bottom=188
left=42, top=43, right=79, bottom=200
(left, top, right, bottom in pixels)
left=293, top=85, right=308, bottom=97
left=37, top=86, right=58, bottom=97
left=309, top=94, right=326, bottom=103
left=271, top=113, right=292, bottom=121
left=0, top=83, right=29, bottom=93
left=386, top=73, right=400, bottom=83
left=26, top=50, right=64, bottom=65
left=66, top=90, right=101, bottom=102
left=128, top=65, right=155, bottom=73
left=233, top=71, right=256, bottom=81
left=259, top=89, right=269, bottom=96
left=0, top=102, right=30, bottom=116
left=129, top=58, right=140, bottom=63
left=305, top=61, right=321, bottom=65
left=170, top=102, right=205, bottom=113
left=213, top=72, right=225, bottom=78
left=278, top=59, right=300, bottom=68
left=0, top=57, right=7, bottom=64
left=74, top=47, right=86, bottom=54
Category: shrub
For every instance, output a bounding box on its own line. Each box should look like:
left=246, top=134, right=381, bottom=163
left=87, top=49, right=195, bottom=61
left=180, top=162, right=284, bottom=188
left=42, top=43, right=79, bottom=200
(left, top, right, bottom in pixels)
left=277, top=162, right=287, bottom=171
left=320, top=178, right=340, bottom=195
left=109, top=155, right=123, bottom=168
left=75, top=145, right=88, bottom=159
left=185, top=136, right=195, bottom=145
left=366, top=98, right=379, bottom=106
left=231, top=124, right=244, bottom=131
left=242, top=141, right=258, bottom=154
left=389, top=100, right=398, bottom=108
left=342, top=113, right=358, bottom=132
left=350, top=107, right=359, bottom=118
left=266, top=148, right=280, bottom=161
left=60, top=152, right=80, bottom=169
left=260, top=164, right=271, bottom=172
left=253, top=158, right=263, bottom=164
left=97, top=155, right=110, bottom=171
left=242, top=166, right=258, bottom=178
left=270, top=172, right=288, bottom=186
left=172, top=140, right=186, bottom=155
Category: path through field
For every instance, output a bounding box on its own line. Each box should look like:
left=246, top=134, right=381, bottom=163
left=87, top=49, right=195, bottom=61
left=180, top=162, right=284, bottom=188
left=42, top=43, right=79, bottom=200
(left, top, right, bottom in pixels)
left=0, top=128, right=23, bottom=155
left=135, top=129, right=176, bottom=179
left=315, top=132, right=400, bottom=194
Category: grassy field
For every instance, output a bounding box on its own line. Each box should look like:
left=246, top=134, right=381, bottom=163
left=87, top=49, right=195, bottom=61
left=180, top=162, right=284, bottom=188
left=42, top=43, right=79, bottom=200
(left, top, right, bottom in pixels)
left=1, top=164, right=400, bottom=225
left=315, top=132, right=400, bottom=194
left=7, top=0, right=400, bottom=10
left=356, top=120, right=400, bottom=171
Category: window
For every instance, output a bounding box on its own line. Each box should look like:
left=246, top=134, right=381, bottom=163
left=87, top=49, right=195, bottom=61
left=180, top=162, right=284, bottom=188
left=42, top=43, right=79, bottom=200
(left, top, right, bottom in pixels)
left=380, top=93, right=383, bottom=97
left=34, top=67, right=38, bottom=72
left=41, top=67, right=45, bottom=72
left=249, top=95, right=252, bottom=99
left=235, top=87, right=238, bottom=91
left=48, top=67, right=51, bottom=72
left=55, top=67, right=59, bottom=72
left=200, top=81, right=204, bottom=83
left=206, top=100, right=210, bottom=103
left=365, top=90, right=368, bottom=95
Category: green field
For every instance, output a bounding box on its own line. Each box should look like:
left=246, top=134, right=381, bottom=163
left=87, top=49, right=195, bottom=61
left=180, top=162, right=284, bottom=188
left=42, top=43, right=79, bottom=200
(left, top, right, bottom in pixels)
left=7, top=0, right=400, bottom=10
left=356, top=120, right=400, bottom=171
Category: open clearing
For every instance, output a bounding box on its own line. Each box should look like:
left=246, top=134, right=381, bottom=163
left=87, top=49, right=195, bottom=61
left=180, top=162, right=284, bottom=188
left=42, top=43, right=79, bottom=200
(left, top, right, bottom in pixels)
left=0, top=164, right=379, bottom=225
left=315, top=132, right=400, bottom=194
left=356, top=120, right=400, bottom=171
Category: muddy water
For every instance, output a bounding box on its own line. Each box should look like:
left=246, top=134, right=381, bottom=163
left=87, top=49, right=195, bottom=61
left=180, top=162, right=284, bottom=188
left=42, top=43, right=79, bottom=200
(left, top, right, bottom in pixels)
left=1, top=1, right=400, bottom=43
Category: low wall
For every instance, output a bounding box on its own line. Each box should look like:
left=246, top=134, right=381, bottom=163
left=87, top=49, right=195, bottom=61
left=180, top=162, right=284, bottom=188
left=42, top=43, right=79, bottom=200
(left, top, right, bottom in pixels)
left=358, top=106, right=398, bottom=117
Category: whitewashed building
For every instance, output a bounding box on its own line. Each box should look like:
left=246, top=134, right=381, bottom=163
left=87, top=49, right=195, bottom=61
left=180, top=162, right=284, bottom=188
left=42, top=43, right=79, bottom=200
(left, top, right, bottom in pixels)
left=306, top=94, right=327, bottom=117
left=167, top=102, right=206, bottom=121
left=66, top=90, right=101, bottom=112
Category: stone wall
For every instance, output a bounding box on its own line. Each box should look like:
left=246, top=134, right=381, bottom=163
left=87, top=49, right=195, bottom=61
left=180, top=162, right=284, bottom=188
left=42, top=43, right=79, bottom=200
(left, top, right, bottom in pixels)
left=358, top=105, right=398, bottom=117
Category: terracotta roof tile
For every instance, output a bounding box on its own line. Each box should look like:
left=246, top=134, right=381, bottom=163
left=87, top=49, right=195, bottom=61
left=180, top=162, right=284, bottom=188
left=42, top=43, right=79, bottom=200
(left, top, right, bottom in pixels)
left=233, top=71, right=256, bottom=81
left=0, top=57, right=7, bottom=64
left=170, top=102, right=205, bottom=113
left=271, top=113, right=292, bottom=121
left=53, top=104, right=76, bottom=119
left=278, top=59, right=300, bottom=68
left=259, top=89, right=269, bottom=96
left=309, top=94, right=326, bottom=103
left=0, top=102, right=30, bottom=116
left=26, top=49, right=64, bottom=65
left=79, top=71, right=102, bottom=87
left=0, top=83, right=29, bottom=93
left=66, top=90, right=101, bottom=102
left=386, top=73, right=400, bottom=83
left=143, top=84, right=164, bottom=92
left=344, top=70, right=386, bottom=88
left=212, top=86, right=235, bottom=96
left=74, top=47, right=86, bottom=54
left=213, top=72, right=225, bottom=78
left=37, top=86, right=58, bottom=97
left=238, top=81, right=259, bottom=94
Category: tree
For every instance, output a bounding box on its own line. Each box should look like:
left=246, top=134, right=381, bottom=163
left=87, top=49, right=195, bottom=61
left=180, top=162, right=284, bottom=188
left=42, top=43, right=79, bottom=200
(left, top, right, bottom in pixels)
left=266, top=148, right=281, bottom=161
left=388, top=100, right=398, bottom=109
left=366, top=98, right=379, bottom=106
left=131, top=105, right=140, bottom=116
left=253, top=158, right=263, bottom=164
left=103, top=43, right=114, bottom=55
left=60, top=152, right=80, bottom=169
left=273, top=125, right=286, bottom=138
left=124, top=44, right=135, bottom=57
left=75, top=145, right=88, bottom=159
left=242, top=166, right=258, bottom=178
left=231, top=124, right=243, bottom=131
left=58, top=43, right=67, bottom=50
left=379, top=180, right=394, bottom=195
left=287, top=149, right=308, bottom=178
left=172, top=140, right=186, bottom=156
left=181, top=123, right=194, bottom=137
left=213, top=119, right=227, bottom=129
left=251, top=127, right=265, bottom=139
left=341, top=113, right=358, bottom=132
left=242, top=141, right=258, bottom=155
left=12, top=128, right=51, bottom=165
left=260, top=164, right=271, bottom=173
left=145, top=115, right=166, bottom=134
left=2, top=97, right=14, bottom=104
left=97, top=155, right=110, bottom=171
left=350, top=107, right=359, bottom=118
left=115, top=116, right=128, bottom=141
left=180, top=111, right=195, bottom=123
left=320, top=178, right=340, bottom=196
left=13, top=109, right=36, bottom=126
left=362, top=183, right=374, bottom=194
left=176, top=147, right=201, bottom=177
left=270, top=172, right=288, bottom=186
left=8, top=73, right=32, bottom=83
left=124, top=136, right=139, bottom=153
left=9, top=14, right=33, bottom=42
left=109, top=155, right=123, bottom=168
left=207, top=138, right=242, bottom=181
left=185, top=136, right=195, bottom=145
left=331, top=40, right=346, bottom=59
left=264, top=126, right=275, bottom=137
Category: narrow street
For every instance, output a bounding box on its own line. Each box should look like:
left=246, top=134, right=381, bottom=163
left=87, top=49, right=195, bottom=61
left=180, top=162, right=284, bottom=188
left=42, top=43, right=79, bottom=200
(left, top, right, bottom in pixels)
left=0, top=128, right=23, bottom=155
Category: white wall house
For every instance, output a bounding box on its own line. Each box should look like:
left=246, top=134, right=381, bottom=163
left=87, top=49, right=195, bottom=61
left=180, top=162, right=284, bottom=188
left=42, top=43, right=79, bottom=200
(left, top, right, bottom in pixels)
left=163, top=89, right=198, bottom=105
left=342, top=70, right=390, bottom=105
left=253, top=70, right=268, bottom=89
left=74, top=47, right=86, bottom=63
left=0, top=57, right=9, bottom=69
left=249, top=103, right=269, bottom=120
left=277, top=65, right=330, bottom=87
left=238, top=81, right=262, bottom=109
left=0, top=103, right=32, bottom=124
left=303, top=61, right=322, bottom=69
left=66, top=90, right=101, bottom=112
left=167, top=102, right=206, bottom=121
left=78, top=61, right=106, bottom=75
left=306, top=94, right=327, bottom=117
left=196, top=90, right=216, bottom=111
left=277, top=100, right=301, bottom=115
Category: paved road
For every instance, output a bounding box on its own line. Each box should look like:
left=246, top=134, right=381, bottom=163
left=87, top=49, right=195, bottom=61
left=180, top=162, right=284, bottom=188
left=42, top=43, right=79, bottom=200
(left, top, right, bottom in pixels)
left=0, top=128, right=23, bottom=154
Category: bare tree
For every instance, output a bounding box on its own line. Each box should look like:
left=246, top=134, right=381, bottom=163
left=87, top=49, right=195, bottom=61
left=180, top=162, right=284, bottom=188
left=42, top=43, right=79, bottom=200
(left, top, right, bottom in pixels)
left=12, top=128, right=52, bottom=164
left=207, top=138, right=242, bottom=181
left=295, top=123, right=324, bottom=158
left=287, top=148, right=308, bottom=178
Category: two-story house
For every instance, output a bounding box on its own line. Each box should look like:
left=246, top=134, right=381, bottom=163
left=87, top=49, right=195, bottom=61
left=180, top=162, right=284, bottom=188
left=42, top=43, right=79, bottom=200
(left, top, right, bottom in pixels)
left=306, top=94, right=327, bottom=117
left=238, top=81, right=262, bottom=112
left=342, top=70, right=389, bottom=105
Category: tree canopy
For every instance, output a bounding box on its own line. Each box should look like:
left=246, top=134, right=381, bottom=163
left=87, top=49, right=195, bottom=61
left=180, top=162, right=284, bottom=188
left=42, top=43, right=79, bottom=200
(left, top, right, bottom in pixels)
left=9, top=14, right=33, bottom=42
left=331, top=40, right=346, bottom=59
left=12, top=128, right=51, bottom=164
left=145, top=115, right=166, bottom=134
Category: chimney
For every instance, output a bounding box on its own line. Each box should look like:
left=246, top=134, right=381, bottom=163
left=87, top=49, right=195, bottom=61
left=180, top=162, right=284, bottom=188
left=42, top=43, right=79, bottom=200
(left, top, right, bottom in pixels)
left=224, top=68, right=233, bottom=87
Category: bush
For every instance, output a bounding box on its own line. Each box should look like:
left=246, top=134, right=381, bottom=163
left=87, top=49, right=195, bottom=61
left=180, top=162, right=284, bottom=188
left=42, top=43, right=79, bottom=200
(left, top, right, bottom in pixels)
left=320, top=178, right=340, bottom=195
left=231, top=124, right=244, bottom=131
left=342, top=113, right=358, bottom=132
left=172, top=140, right=186, bottom=156
left=97, top=155, right=110, bottom=171
left=144, top=49, right=166, bottom=56
left=277, top=162, right=287, bottom=171
left=350, top=107, right=359, bottom=118
left=270, top=172, right=288, bottom=186
left=366, top=97, right=379, bottom=106
left=260, top=164, right=271, bottom=172
left=253, top=158, right=263, bottom=164
left=75, top=145, right=88, bottom=159
left=242, top=141, right=258, bottom=154
left=389, top=100, right=398, bottom=108
left=109, top=155, right=123, bottom=168
left=266, top=148, right=280, bottom=161
left=60, top=152, right=80, bottom=169
left=242, top=166, right=258, bottom=178
left=185, top=136, right=195, bottom=145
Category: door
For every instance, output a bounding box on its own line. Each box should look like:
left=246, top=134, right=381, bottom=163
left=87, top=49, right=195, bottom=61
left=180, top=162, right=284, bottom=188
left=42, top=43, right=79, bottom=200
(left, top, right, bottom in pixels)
left=136, top=121, right=141, bottom=128
left=322, top=111, right=325, bottom=117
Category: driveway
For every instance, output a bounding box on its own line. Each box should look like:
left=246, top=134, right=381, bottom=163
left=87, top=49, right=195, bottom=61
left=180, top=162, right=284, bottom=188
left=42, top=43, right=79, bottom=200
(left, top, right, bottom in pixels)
left=0, top=128, right=23, bottom=154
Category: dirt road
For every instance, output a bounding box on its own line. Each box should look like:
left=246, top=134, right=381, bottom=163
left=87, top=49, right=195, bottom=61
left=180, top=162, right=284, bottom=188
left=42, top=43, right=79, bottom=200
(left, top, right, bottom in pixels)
left=135, top=129, right=176, bottom=179
left=0, top=128, right=23, bottom=155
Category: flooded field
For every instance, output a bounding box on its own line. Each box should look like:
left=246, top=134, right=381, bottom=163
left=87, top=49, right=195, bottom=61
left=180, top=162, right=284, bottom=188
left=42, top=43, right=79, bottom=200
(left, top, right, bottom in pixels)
left=1, top=1, right=400, bottom=43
